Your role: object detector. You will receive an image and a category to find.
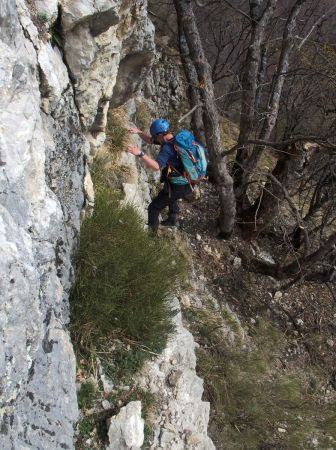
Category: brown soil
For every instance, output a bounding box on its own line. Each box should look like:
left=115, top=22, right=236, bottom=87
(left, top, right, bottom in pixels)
left=175, top=180, right=336, bottom=393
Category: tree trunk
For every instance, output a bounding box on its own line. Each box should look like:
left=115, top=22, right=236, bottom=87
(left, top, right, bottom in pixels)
left=242, top=142, right=303, bottom=232
left=233, top=0, right=278, bottom=203
left=237, top=0, right=307, bottom=208
left=243, top=153, right=292, bottom=227
left=284, top=232, right=336, bottom=276
left=176, top=13, right=205, bottom=145
left=173, top=0, right=236, bottom=237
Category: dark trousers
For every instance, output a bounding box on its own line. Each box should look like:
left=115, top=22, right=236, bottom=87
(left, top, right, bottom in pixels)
left=148, top=182, right=192, bottom=230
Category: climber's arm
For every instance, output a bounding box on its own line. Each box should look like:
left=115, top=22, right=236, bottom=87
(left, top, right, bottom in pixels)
left=126, top=145, right=159, bottom=171
left=128, top=127, right=153, bottom=145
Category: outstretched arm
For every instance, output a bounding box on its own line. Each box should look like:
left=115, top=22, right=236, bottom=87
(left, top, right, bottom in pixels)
left=127, top=145, right=160, bottom=172
left=128, top=127, right=153, bottom=145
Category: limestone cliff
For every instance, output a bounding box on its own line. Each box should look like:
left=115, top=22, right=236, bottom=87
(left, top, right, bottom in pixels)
left=0, top=1, right=154, bottom=448
left=0, top=1, right=214, bottom=448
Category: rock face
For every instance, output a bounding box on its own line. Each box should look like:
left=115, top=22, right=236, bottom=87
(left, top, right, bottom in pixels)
left=142, top=43, right=188, bottom=119
left=0, top=0, right=155, bottom=448
left=60, top=0, right=155, bottom=129
left=0, top=2, right=81, bottom=448
left=137, top=298, right=216, bottom=450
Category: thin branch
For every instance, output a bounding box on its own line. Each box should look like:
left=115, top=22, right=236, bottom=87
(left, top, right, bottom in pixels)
left=254, top=177, right=264, bottom=231
left=221, top=0, right=256, bottom=23
left=298, top=4, right=336, bottom=50
left=257, top=170, right=310, bottom=256
left=178, top=103, right=203, bottom=123
left=222, top=136, right=336, bottom=157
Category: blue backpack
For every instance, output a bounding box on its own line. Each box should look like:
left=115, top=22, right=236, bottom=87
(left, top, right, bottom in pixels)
left=168, top=130, right=208, bottom=186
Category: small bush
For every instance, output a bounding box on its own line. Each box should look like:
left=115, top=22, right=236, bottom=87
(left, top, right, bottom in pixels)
left=77, top=416, right=95, bottom=441
left=78, top=381, right=96, bottom=410
left=37, top=11, right=49, bottom=24
left=105, top=107, right=130, bottom=157
left=70, top=178, right=187, bottom=381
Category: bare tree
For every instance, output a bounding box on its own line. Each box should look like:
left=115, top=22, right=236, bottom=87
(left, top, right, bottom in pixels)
left=234, top=0, right=307, bottom=210
left=173, top=0, right=236, bottom=237
left=234, top=0, right=278, bottom=185
left=176, top=12, right=205, bottom=145
left=151, top=0, right=336, bottom=282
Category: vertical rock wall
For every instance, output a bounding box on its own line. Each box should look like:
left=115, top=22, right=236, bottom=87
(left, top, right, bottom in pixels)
left=0, top=0, right=155, bottom=448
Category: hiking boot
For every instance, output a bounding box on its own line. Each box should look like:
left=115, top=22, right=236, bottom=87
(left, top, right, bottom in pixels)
left=161, top=217, right=177, bottom=227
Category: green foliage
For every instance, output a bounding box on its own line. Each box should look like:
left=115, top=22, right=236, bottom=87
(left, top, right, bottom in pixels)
left=194, top=315, right=336, bottom=449
left=142, top=424, right=154, bottom=450
left=100, top=342, right=150, bottom=383
left=70, top=177, right=187, bottom=382
left=77, top=416, right=95, bottom=440
left=50, top=15, right=64, bottom=49
left=78, top=381, right=96, bottom=410
left=108, top=385, right=157, bottom=418
left=37, top=11, right=49, bottom=24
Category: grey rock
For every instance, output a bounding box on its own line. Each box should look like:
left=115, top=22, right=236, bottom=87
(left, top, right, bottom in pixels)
left=61, top=0, right=155, bottom=129
left=1, top=0, right=156, bottom=448
left=102, top=400, right=111, bottom=410
left=107, top=401, right=144, bottom=450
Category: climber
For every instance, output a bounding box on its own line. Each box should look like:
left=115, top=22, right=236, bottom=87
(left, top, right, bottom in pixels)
left=127, top=118, right=192, bottom=232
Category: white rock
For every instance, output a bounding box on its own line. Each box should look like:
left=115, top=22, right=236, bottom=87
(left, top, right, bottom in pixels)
left=326, top=339, right=334, bottom=347
left=38, top=43, right=69, bottom=109
left=160, top=430, right=176, bottom=445
left=274, top=291, right=283, bottom=301
left=35, top=0, right=59, bottom=22
left=107, top=401, right=144, bottom=450
left=84, top=163, right=95, bottom=207
left=258, top=251, right=276, bottom=265
left=179, top=294, right=191, bottom=308
left=102, top=400, right=111, bottom=410
left=233, top=256, right=241, bottom=268
left=204, top=244, right=212, bottom=255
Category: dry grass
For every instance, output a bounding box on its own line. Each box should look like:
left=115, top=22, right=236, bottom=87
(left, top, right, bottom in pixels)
left=105, top=107, right=132, bottom=158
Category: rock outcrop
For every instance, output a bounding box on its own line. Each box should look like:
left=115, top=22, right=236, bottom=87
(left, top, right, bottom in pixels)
left=137, top=298, right=215, bottom=450
left=1, top=0, right=216, bottom=448
left=0, top=0, right=155, bottom=448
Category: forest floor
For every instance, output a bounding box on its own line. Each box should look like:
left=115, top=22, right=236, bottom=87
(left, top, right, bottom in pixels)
left=177, top=181, right=336, bottom=378
left=165, top=179, right=336, bottom=448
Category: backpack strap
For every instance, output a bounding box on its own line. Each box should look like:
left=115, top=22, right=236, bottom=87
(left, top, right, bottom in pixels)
left=174, top=144, right=197, bottom=164
left=167, top=163, right=193, bottom=190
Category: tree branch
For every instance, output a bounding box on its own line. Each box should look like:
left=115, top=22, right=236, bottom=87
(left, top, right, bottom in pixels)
left=298, top=4, right=336, bottom=50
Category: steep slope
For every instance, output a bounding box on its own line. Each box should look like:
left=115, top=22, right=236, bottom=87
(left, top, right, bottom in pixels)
left=0, top=1, right=155, bottom=447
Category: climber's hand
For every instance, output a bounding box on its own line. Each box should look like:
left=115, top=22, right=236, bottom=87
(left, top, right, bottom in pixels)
left=126, top=145, right=141, bottom=156
left=128, top=127, right=141, bottom=134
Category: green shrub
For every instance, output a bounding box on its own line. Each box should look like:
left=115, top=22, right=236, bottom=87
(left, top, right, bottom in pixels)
left=37, top=11, right=49, bottom=23
left=70, top=179, right=187, bottom=381
left=78, top=381, right=96, bottom=410
left=77, top=416, right=95, bottom=440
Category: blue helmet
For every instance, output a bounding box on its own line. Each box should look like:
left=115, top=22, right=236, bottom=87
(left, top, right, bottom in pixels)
left=150, top=118, right=170, bottom=137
